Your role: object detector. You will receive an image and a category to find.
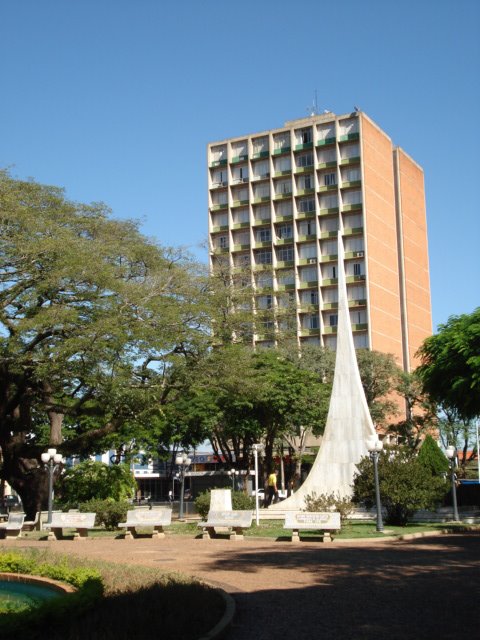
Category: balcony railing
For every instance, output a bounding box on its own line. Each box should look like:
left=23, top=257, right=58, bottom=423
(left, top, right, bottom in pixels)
left=339, top=156, right=360, bottom=166
left=231, top=154, right=248, bottom=164
left=209, top=159, right=228, bottom=168
left=294, top=142, right=313, bottom=151
left=272, top=146, right=291, bottom=156
left=210, top=203, right=228, bottom=211
left=341, top=203, right=362, bottom=212
left=318, top=184, right=337, bottom=193
left=316, top=137, right=336, bottom=147
left=338, top=132, right=359, bottom=143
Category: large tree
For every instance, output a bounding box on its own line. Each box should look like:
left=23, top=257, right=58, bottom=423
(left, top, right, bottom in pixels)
left=0, top=171, right=204, bottom=517
left=416, top=308, right=480, bottom=421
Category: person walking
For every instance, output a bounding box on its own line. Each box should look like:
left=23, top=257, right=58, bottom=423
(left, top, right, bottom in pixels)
left=266, top=469, right=278, bottom=506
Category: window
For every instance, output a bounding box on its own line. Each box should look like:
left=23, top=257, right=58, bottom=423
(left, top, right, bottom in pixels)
left=298, top=220, right=314, bottom=236
left=338, top=118, right=358, bottom=136
left=273, top=131, right=290, bottom=150
left=319, top=193, right=338, bottom=209
left=324, top=173, right=337, bottom=186
left=332, top=266, right=337, bottom=279
left=253, top=136, right=268, bottom=154
left=211, top=145, right=227, bottom=161
left=298, top=198, right=315, bottom=213
left=254, top=204, right=271, bottom=221
left=317, top=147, right=336, bottom=163
left=212, top=212, right=228, bottom=227
left=300, top=175, right=312, bottom=190
left=233, top=208, right=249, bottom=224
left=254, top=183, right=270, bottom=199
left=277, top=272, right=294, bottom=286
left=317, top=122, right=335, bottom=141
left=342, top=190, right=362, bottom=205
left=233, top=231, right=250, bottom=245
left=258, top=228, right=271, bottom=242
left=275, top=179, right=292, bottom=195
left=329, top=314, right=338, bottom=327
left=308, top=315, right=319, bottom=330
left=256, top=250, right=272, bottom=264
left=296, top=153, right=313, bottom=168
left=257, top=295, right=272, bottom=309
left=299, top=243, right=317, bottom=259
left=219, top=236, right=228, bottom=249
left=275, top=200, right=293, bottom=216
left=340, top=143, right=360, bottom=160
left=297, top=128, right=312, bottom=144
left=274, top=156, right=291, bottom=173
left=257, top=273, right=273, bottom=288
left=235, top=253, right=250, bottom=267
left=232, top=140, right=248, bottom=158
left=277, top=224, right=293, bottom=239
left=278, top=247, right=294, bottom=262
left=300, top=267, right=317, bottom=282
left=353, top=263, right=362, bottom=276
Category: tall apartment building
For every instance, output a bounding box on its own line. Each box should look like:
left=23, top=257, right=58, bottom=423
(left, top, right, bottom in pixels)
left=207, top=111, right=432, bottom=371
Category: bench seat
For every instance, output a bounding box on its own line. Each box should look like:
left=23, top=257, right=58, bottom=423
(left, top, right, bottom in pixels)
left=0, top=513, right=26, bottom=539
left=198, top=510, right=253, bottom=540
left=44, top=512, right=96, bottom=541
left=284, top=511, right=340, bottom=542
left=118, top=508, right=172, bottom=539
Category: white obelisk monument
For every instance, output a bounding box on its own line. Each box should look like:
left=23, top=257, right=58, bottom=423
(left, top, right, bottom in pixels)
left=270, top=234, right=376, bottom=510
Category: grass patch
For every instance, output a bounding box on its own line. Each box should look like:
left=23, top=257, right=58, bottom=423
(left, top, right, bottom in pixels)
left=0, top=547, right=224, bottom=640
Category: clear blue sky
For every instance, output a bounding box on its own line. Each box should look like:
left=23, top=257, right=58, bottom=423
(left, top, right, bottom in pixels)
left=1, top=0, right=478, bottom=331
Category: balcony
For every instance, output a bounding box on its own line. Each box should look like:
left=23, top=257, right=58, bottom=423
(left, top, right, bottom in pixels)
left=319, top=230, right=338, bottom=239
left=316, top=137, right=336, bottom=147
left=341, top=203, right=362, bottom=212
left=274, top=169, right=292, bottom=177
left=232, top=243, right=251, bottom=252
left=276, top=260, right=294, bottom=269
left=209, top=158, right=228, bottom=168
left=296, top=188, right=315, bottom=197
left=322, top=301, right=338, bottom=310
left=338, top=132, right=359, bottom=143
left=317, top=160, right=337, bottom=170
left=231, top=177, right=249, bottom=185
left=318, top=184, right=337, bottom=193
left=231, top=154, right=248, bottom=164
left=320, top=253, right=338, bottom=263
left=352, top=323, right=368, bottom=331
left=272, top=146, right=291, bottom=156
left=322, top=277, right=338, bottom=286
left=319, top=207, right=340, bottom=216
left=298, top=280, right=319, bottom=289
left=349, top=298, right=367, bottom=308
left=343, top=226, right=363, bottom=236
left=276, top=283, right=295, bottom=291
left=253, top=196, right=271, bottom=204
left=344, top=250, right=365, bottom=260
left=346, top=274, right=366, bottom=284
left=210, top=202, right=228, bottom=212
left=251, top=150, right=269, bottom=160
left=231, top=199, right=250, bottom=208
left=297, top=257, right=318, bottom=266
left=298, top=303, right=319, bottom=312
left=341, top=180, right=361, bottom=190
left=294, top=142, right=313, bottom=151
left=251, top=173, right=270, bottom=182
left=253, top=263, right=273, bottom=272
left=212, top=247, right=229, bottom=255
left=297, top=234, right=316, bottom=242
left=252, top=218, right=272, bottom=227
left=231, top=221, right=250, bottom=230
left=253, top=240, right=272, bottom=249
left=210, top=181, right=228, bottom=190
left=274, top=192, right=293, bottom=201
left=296, top=210, right=316, bottom=220
left=294, top=165, right=314, bottom=174
left=211, top=224, right=229, bottom=233
left=323, top=326, right=338, bottom=334
left=275, top=214, right=293, bottom=223
left=300, top=328, right=320, bottom=337
left=339, top=156, right=360, bottom=166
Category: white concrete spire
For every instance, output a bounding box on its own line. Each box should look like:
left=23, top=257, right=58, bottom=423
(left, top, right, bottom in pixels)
left=270, top=234, right=376, bottom=510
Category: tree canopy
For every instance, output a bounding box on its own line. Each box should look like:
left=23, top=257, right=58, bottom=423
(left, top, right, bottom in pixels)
left=0, top=171, right=204, bottom=516
left=416, top=308, right=480, bottom=421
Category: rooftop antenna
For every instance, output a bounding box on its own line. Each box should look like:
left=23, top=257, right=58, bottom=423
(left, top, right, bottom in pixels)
left=307, top=90, right=319, bottom=116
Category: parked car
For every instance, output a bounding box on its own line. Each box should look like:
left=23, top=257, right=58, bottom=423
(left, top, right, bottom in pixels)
left=0, top=495, right=21, bottom=512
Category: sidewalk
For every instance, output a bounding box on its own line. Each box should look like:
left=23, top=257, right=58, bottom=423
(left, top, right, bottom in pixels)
left=3, top=531, right=479, bottom=640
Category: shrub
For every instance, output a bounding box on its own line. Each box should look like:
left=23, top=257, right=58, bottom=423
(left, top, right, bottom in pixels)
left=417, top=434, right=449, bottom=476
left=77, top=498, right=130, bottom=530
left=303, top=492, right=354, bottom=522
left=353, top=446, right=448, bottom=525
left=195, top=490, right=255, bottom=520
left=59, top=461, right=137, bottom=504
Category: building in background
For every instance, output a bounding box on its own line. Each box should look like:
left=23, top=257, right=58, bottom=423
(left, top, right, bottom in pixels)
left=208, top=110, right=431, bottom=372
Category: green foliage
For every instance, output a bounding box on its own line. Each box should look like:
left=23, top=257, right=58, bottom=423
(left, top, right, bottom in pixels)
left=194, top=490, right=255, bottom=520
left=416, top=308, right=480, bottom=421
left=417, top=435, right=449, bottom=476
left=59, top=461, right=136, bottom=503
left=353, top=446, right=448, bottom=525
left=76, top=498, right=131, bottom=530
left=356, top=349, right=401, bottom=424
left=0, top=550, right=103, bottom=638
left=303, top=492, right=354, bottom=523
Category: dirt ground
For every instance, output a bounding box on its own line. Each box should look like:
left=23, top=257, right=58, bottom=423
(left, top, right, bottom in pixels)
left=2, top=531, right=479, bottom=640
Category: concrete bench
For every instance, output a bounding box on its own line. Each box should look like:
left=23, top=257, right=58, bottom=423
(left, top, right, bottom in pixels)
left=198, top=510, right=253, bottom=540
left=119, top=508, right=172, bottom=539
left=284, top=511, right=341, bottom=543
left=44, top=512, right=96, bottom=541
left=0, top=513, right=26, bottom=539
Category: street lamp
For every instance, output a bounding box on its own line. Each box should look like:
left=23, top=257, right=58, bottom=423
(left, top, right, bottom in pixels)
left=252, top=443, right=265, bottom=526
left=367, top=436, right=384, bottom=533
left=445, top=445, right=460, bottom=522
left=41, top=448, right=63, bottom=525
left=227, top=468, right=239, bottom=491
left=175, top=452, right=192, bottom=521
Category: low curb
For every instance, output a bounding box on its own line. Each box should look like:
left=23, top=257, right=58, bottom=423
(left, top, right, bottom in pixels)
left=198, top=588, right=236, bottom=640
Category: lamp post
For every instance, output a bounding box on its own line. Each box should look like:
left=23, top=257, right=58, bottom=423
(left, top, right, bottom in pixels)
left=445, top=445, right=460, bottom=522
left=252, top=443, right=265, bottom=526
left=175, top=452, right=191, bottom=521
left=367, top=436, right=384, bottom=533
left=227, top=468, right=239, bottom=491
left=41, top=448, right=63, bottom=525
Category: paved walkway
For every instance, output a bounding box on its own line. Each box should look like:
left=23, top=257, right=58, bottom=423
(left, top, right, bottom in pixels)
left=3, top=531, right=479, bottom=639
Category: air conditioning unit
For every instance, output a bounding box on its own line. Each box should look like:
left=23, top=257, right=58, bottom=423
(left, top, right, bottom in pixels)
left=354, top=251, right=364, bottom=258
left=308, top=258, right=317, bottom=264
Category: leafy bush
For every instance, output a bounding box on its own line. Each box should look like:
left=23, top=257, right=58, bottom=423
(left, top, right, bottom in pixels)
left=303, top=492, right=354, bottom=522
left=77, top=498, right=130, bottom=530
left=195, top=490, right=255, bottom=519
left=417, top=434, right=449, bottom=476
left=353, top=446, right=448, bottom=525
left=59, top=461, right=137, bottom=504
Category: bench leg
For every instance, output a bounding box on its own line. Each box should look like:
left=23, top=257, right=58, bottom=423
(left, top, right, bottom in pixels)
left=73, top=529, right=88, bottom=541
left=322, top=531, right=333, bottom=543
left=47, top=528, right=62, bottom=541
left=229, top=527, right=244, bottom=541
left=202, top=526, right=214, bottom=540
left=124, top=528, right=135, bottom=540
left=291, top=529, right=300, bottom=543
left=152, top=526, right=165, bottom=539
